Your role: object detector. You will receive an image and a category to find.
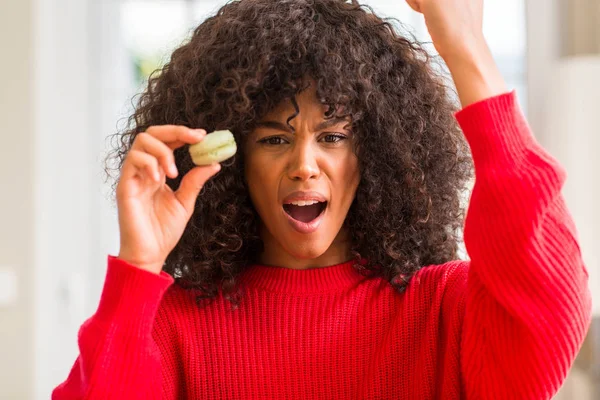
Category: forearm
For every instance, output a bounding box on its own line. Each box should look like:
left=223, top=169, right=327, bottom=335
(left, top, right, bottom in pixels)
left=441, top=38, right=509, bottom=108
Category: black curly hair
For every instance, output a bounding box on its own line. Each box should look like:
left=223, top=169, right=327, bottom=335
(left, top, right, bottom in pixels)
left=105, top=0, right=473, bottom=308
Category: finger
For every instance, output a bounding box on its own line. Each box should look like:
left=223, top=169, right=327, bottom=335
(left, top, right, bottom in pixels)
left=174, top=163, right=221, bottom=214
left=405, top=0, right=421, bottom=12
left=132, top=132, right=179, bottom=178
left=145, top=125, right=206, bottom=150
left=121, top=149, right=161, bottom=183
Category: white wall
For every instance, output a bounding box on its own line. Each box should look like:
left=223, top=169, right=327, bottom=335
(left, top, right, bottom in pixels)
left=0, top=0, right=35, bottom=398
left=32, top=0, right=97, bottom=398
left=31, top=0, right=130, bottom=398
left=525, top=0, right=562, bottom=137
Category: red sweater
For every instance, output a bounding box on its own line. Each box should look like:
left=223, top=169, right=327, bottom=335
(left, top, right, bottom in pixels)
left=52, top=92, right=592, bottom=399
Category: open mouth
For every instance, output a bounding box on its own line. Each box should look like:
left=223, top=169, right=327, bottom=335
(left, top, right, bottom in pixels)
left=283, top=201, right=328, bottom=223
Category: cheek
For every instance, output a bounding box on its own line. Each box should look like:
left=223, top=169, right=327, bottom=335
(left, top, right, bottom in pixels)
left=337, top=153, right=359, bottom=183
left=245, top=155, right=279, bottom=210
left=322, top=156, right=359, bottom=215
left=244, top=155, right=262, bottom=208
left=337, top=157, right=360, bottom=207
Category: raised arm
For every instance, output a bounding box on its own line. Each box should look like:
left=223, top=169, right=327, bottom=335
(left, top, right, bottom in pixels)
left=405, top=0, right=592, bottom=397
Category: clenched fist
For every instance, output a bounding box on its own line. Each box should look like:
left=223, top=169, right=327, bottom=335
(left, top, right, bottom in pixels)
left=405, top=0, right=484, bottom=61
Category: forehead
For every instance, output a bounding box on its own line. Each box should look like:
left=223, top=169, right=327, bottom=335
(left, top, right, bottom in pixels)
left=263, top=87, right=328, bottom=119
left=255, top=115, right=350, bottom=134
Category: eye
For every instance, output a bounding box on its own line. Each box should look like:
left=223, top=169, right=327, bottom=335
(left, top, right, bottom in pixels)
left=257, top=133, right=348, bottom=146
left=321, top=133, right=347, bottom=143
left=258, top=136, right=288, bottom=145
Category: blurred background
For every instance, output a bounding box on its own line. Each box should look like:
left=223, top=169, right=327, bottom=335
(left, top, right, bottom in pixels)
left=0, top=0, right=598, bottom=398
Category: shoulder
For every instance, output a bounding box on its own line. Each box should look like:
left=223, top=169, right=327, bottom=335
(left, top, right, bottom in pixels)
left=153, top=283, right=203, bottom=340
left=156, top=283, right=207, bottom=320
left=410, top=259, right=469, bottom=295
left=410, top=260, right=469, bottom=320
left=160, top=283, right=199, bottom=308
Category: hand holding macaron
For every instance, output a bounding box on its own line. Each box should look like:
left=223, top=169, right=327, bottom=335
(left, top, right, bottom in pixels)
left=116, top=125, right=237, bottom=275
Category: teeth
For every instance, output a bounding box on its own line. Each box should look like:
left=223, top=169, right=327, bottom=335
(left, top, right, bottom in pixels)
left=288, top=200, right=320, bottom=206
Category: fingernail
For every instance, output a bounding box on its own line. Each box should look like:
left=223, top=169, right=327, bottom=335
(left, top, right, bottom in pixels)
left=193, top=129, right=206, bottom=136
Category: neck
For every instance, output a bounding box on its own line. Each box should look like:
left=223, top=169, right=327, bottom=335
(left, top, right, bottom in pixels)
left=257, top=225, right=353, bottom=270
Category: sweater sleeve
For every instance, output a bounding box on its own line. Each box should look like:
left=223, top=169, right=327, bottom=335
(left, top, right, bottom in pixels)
left=455, top=91, right=592, bottom=399
left=51, top=255, right=175, bottom=400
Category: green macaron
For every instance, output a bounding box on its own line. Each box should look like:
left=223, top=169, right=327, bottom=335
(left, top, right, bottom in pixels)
left=189, top=129, right=237, bottom=166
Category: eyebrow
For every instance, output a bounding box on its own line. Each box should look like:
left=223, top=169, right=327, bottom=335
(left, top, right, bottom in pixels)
left=255, top=116, right=350, bottom=133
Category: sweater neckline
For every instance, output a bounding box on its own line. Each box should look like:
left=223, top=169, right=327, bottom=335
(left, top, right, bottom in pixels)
left=240, top=258, right=369, bottom=294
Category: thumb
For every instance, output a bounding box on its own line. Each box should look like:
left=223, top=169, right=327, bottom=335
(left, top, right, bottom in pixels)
left=175, top=163, right=221, bottom=214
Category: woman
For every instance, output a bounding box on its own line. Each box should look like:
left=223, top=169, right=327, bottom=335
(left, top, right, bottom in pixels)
left=53, top=0, right=591, bottom=398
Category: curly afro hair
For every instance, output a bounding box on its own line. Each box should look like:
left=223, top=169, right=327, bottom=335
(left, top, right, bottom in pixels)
left=106, top=0, right=473, bottom=308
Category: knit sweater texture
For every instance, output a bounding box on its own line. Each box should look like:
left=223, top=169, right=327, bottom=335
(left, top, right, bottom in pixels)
left=52, top=91, right=592, bottom=399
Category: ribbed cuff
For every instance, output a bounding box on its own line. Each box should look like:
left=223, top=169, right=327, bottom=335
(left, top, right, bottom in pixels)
left=95, top=255, right=174, bottom=335
left=454, top=90, right=537, bottom=172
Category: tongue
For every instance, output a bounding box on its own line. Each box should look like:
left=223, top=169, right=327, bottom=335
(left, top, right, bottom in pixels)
left=285, top=203, right=322, bottom=223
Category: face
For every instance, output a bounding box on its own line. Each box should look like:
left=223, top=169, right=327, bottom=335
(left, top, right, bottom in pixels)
left=244, top=81, right=360, bottom=270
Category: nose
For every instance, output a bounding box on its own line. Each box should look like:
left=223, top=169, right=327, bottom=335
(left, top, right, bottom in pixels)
left=287, top=137, right=320, bottom=182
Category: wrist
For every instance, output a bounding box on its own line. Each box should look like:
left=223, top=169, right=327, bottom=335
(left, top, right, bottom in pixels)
left=437, top=33, right=488, bottom=65
left=441, top=40, right=508, bottom=108
left=117, top=252, right=164, bottom=275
